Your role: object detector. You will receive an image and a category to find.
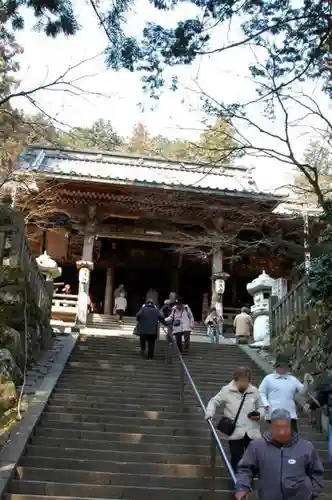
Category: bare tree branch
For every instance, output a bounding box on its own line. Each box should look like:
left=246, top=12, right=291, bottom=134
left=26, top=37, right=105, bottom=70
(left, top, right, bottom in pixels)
left=0, top=52, right=106, bottom=107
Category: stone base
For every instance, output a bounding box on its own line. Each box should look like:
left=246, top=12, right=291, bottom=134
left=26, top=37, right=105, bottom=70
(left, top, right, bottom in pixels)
left=250, top=340, right=270, bottom=348
left=236, top=336, right=249, bottom=345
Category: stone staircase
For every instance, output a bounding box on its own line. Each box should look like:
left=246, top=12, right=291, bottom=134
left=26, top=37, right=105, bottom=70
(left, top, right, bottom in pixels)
left=4, top=335, right=331, bottom=499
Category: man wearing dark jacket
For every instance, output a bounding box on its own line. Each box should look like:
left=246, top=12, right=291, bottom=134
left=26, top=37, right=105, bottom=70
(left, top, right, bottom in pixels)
left=137, top=299, right=165, bottom=360
left=235, top=408, right=324, bottom=500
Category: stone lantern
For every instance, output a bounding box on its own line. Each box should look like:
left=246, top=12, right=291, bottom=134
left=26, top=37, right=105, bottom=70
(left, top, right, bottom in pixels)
left=36, top=252, right=62, bottom=323
left=246, top=270, right=276, bottom=348
left=36, top=251, right=62, bottom=297
left=36, top=251, right=62, bottom=280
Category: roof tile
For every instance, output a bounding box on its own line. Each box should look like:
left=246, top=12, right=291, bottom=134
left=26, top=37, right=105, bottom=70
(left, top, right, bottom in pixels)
left=22, top=147, right=265, bottom=196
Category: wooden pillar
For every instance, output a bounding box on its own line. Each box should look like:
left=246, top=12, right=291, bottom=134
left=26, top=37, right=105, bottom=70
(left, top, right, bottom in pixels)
left=211, top=250, right=223, bottom=318
left=231, top=277, right=237, bottom=307
left=170, top=253, right=182, bottom=294
left=76, top=231, right=94, bottom=325
left=202, top=292, right=209, bottom=322
left=211, top=250, right=229, bottom=332
left=104, top=267, right=113, bottom=315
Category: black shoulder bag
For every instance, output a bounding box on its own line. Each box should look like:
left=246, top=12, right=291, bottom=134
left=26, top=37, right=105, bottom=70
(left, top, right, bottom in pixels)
left=217, top=393, right=247, bottom=436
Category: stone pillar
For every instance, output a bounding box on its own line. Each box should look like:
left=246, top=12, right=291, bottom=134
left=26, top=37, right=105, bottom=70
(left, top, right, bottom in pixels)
left=104, top=268, right=113, bottom=315
left=76, top=232, right=94, bottom=326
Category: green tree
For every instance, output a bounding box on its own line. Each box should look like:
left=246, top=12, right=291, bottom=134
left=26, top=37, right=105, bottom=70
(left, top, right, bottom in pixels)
left=125, top=119, right=240, bottom=164
left=179, top=119, right=242, bottom=164
left=125, top=123, right=152, bottom=154
left=1, top=1, right=78, bottom=38
left=3, top=0, right=331, bottom=96
left=0, top=25, right=25, bottom=182
left=59, top=119, right=123, bottom=150
left=148, top=135, right=190, bottom=160
left=293, top=140, right=332, bottom=205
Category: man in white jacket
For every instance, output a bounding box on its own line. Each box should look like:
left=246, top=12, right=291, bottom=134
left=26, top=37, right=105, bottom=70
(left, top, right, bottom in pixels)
left=259, top=353, right=313, bottom=434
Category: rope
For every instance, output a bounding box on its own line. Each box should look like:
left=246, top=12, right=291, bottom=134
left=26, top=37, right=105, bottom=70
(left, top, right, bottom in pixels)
left=16, top=286, right=28, bottom=420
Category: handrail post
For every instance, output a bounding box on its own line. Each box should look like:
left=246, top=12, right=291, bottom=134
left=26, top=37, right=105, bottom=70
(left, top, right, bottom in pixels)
left=165, top=340, right=169, bottom=365
left=209, top=430, right=216, bottom=500
left=171, top=343, right=237, bottom=488
left=179, top=363, right=185, bottom=413
left=164, top=332, right=169, bottom=365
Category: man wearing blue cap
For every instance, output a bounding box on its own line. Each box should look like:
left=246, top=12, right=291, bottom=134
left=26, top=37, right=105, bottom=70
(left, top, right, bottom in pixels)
left=234, top=408, right=324, bottom=499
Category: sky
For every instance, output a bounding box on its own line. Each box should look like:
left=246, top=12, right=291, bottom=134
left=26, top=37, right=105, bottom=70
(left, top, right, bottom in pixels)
left=12, top=0, right=332, bottom=194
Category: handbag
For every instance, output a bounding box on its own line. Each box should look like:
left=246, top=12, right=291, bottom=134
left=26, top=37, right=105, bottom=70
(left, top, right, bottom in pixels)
left=172, top=307, right=187, bottom=328
left=217, top=393, right=247, bottom=436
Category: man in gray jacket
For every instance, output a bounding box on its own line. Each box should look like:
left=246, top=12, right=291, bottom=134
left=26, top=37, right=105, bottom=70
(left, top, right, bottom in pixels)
left=235, top=409, right=324, bottom=500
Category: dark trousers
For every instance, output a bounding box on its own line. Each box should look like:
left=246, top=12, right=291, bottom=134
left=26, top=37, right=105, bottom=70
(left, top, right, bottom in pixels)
left=229, top=434, right=252, bottom=472
left=140, top=334, right=157, bottom=359
left=267, top=418, right=298, bottom=434
left=116, top=309, right=124, bottom=321
left=174, top=331, right=190, bottom=353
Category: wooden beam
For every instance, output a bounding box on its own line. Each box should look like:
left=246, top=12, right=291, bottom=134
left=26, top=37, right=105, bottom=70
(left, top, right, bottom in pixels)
left=99, top=231, right=203, bottom=246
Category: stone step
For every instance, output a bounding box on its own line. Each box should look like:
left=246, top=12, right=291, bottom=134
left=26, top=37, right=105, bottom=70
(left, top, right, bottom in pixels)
left=30, top=436, right=210, bottom=455
left=54, top=377, right=260, bottom=390
left=64, top=360, right=261, bottom=373
left=19, top=456, right=221, bottom=475
left=24, top=444, right=212, bottom=465
left=8, top=481, right=234, bottom=499
left=45, top=404, right=203, bottom=421
left=72, top=341, right=234, bottom=351
left=33, top=426, right=211, bottom=445
left=85, top=321, right=208, bottom=333
left=50, top=388, right=192, bottom=405
left=16, top=467, right=233, bottom=489
left=52, top=382, right=182, bottom=396
left=38, top=416, right=326, bottom=443
left=48, top=396, right=203, bottom=412
left=40, top=411, right=206, bottom=427
left=33, top=424, right=328, bottom=448
left=69, top=345, right=248, bottom=356
left=29, top=434, right=330, bottom=462
left=16, top=465, right=332, bottom=493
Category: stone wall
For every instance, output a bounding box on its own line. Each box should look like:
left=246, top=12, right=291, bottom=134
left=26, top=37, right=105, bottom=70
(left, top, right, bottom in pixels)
left=270, top=303, right=332, bottom=384
left=0, top=265, right=51, bottom=422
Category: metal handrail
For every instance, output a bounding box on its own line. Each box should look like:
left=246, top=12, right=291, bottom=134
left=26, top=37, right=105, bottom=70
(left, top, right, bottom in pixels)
left=302, top=390, right=324, bottom=433
left=166, top=337, right=237, bottom=494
